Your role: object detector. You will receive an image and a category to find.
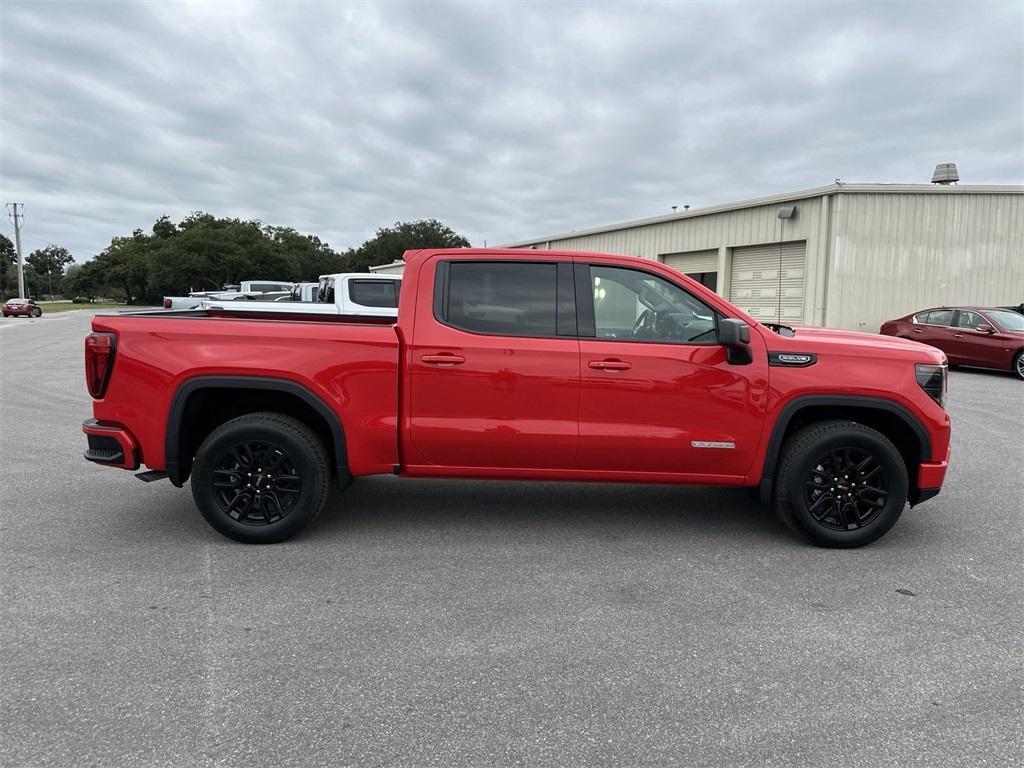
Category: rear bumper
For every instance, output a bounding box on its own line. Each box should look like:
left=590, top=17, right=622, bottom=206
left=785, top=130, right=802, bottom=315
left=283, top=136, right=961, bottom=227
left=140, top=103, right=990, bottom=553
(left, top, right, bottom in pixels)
left=82, top=419, right=140, bottom=470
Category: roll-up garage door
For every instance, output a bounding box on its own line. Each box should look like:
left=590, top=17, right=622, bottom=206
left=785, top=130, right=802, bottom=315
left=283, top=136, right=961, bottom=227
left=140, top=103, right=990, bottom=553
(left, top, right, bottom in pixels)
left=661, top=249, right=719, bottom=274
left=729, top=241, right=806, bottom=324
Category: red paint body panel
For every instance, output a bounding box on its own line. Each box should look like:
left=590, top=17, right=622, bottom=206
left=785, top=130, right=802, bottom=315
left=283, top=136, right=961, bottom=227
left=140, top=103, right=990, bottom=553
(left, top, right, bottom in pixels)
left=88, top=315, right=400, bottom=476
left=86, top=248, right=953, bottom=504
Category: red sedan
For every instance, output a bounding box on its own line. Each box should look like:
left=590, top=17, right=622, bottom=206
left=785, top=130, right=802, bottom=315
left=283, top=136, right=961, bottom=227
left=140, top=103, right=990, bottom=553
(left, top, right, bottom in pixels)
left=2, top=298, right=42, bottom=318
left=881, top=306, right=1024, bottom=379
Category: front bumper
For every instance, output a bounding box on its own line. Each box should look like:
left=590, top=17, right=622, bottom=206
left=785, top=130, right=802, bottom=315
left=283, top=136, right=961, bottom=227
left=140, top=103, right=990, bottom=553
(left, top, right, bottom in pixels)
left=82, top=419, right=139, bottom=470
left=910, top=448, right=950, bottom=506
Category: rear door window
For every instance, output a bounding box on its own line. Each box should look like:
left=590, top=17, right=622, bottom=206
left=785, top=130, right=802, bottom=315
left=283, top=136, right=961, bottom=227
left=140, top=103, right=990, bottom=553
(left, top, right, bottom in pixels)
left=441, top=262, right=558, bottom=337
left=923, top=309, right=955, bottom=326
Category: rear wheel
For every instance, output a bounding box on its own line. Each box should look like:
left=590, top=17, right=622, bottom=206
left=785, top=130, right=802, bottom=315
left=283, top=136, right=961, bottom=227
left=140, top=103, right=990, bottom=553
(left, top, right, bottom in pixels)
left=31, top=308, right=41, bottom=317
left=1013, top=350, right=1024, bottom=380
left=190, top=412, right=330, bottom=543
left=774, top=420, right=908, bottom=548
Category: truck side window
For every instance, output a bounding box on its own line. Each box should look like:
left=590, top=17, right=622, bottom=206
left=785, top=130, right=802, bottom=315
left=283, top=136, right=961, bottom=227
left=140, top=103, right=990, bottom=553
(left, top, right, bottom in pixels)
left=589, top=265, right=717, bottom=344
left=444, top=262, right=557, bottom=337
left=349, top=279, right=399, bottom=308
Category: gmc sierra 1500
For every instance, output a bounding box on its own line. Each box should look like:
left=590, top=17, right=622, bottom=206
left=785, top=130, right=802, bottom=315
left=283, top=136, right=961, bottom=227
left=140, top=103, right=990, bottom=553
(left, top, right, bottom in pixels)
left=83, top=248, right=950, bottom=547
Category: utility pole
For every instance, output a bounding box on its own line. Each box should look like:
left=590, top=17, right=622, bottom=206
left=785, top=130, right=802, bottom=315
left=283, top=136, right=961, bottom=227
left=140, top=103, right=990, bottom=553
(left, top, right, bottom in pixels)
left=7, top=203, right=26, bottom=298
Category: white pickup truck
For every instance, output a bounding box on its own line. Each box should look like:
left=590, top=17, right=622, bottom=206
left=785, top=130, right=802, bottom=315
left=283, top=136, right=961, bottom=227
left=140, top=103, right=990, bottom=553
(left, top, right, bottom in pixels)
left=162, top=280, right=297, bottom=310
left=200, top=273, right=401, bottom=318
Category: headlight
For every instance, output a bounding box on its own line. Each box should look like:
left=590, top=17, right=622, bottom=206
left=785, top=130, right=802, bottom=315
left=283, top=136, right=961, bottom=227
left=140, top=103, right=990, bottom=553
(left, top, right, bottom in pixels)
left=915, top=363, right=947, bottom=409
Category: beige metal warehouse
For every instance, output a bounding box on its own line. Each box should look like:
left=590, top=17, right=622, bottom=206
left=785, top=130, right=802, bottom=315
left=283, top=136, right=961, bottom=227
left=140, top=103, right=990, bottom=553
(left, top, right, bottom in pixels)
left=502, top=182, right=1024, bottom=332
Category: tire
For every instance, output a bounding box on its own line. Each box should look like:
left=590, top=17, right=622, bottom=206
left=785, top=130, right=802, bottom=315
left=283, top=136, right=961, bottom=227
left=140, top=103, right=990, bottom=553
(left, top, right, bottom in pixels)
left=31, top=308, right=41, bottom=317
left=190, top=412, right=331, bottom=543
left=774, top=420, right=908, bottom=548
left=1013, top=350, right=1024, bottom=380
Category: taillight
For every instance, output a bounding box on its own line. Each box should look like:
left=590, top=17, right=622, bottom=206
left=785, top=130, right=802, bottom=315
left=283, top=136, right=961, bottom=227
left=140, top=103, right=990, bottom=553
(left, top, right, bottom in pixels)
left=85, top=332, right=117, bottom=398
left=915, top=363, right=947, bottom=409
left=163, top=298, right=172, bottom=309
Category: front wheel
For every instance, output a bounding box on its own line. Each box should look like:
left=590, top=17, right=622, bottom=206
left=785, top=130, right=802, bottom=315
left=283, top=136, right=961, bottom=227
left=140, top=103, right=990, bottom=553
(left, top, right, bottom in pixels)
left=31, top=308, right=41, bottom=317
left=1013, top=350, right=1024, bottom=380
left=774, top=420, right=908, bottom=548
left=190, top=412, right=330, bottom=543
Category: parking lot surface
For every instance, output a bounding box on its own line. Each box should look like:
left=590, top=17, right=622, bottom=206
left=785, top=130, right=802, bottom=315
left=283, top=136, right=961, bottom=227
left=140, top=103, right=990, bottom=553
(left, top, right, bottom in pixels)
left=2, top=311, right=1022, bottom=767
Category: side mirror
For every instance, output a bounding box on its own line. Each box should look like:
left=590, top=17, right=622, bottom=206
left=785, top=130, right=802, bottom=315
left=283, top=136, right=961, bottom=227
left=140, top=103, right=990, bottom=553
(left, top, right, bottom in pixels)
left=719, top=318, right=752, bottom=365
left=976, top=323, right=995, bottom=334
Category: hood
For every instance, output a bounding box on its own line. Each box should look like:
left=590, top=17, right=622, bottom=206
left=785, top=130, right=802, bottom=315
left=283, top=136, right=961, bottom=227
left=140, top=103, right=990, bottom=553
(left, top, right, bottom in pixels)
left=761, top=324, right=946, bottom=362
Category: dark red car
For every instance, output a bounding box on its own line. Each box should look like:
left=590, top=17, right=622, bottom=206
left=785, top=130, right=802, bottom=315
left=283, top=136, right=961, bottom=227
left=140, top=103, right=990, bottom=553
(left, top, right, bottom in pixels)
left=2, top=298, right=42, bottom=318
left=881, top=306, right=1024, bottom=379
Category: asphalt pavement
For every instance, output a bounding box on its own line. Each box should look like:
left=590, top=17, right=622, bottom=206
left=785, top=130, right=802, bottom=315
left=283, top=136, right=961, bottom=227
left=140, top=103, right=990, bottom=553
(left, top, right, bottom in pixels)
left=1, top=311, right=1022, bottom=767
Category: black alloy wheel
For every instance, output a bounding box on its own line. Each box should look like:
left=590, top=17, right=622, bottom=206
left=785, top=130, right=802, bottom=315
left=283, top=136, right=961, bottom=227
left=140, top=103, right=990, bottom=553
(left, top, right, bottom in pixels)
left=774, top=420, right=908, bottom=548
left=802, top=447, right=888, bottom=532
left=191, top=412, right=330, bottom=543
left=211, top=440, right=303, bottom=526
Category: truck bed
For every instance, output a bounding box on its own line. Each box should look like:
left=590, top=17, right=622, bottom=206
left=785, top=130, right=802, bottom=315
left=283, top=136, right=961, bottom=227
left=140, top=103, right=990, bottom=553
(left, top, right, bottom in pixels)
left=119, top=307, right=396, bottom=324
left=90, top=312, right=401, bottom=476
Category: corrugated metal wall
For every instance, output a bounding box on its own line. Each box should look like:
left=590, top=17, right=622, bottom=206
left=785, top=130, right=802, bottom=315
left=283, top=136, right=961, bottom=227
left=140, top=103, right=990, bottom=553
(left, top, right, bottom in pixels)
left=825, top=192, right=1024, bottom=331
left=526, top=196, right=829, bottom=324
left=528, top=198, right=825, bottom=259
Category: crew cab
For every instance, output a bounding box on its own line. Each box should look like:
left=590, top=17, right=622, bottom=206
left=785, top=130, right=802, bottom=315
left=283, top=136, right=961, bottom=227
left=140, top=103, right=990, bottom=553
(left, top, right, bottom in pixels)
left=82, top=248, right=951, bottom=548
left=200, top=273, right=401, bottom=319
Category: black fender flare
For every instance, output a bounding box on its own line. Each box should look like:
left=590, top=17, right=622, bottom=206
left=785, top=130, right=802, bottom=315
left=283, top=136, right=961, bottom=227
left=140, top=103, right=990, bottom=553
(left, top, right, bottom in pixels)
left=165, top=375, right=349, bottom=488
left=757, top=395, right=931, bottom=505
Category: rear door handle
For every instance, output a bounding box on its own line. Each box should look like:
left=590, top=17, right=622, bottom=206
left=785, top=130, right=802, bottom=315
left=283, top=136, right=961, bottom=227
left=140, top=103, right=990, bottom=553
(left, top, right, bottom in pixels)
left=953, top=333, right=964, bottom=338
left=588, top=359, right=632, bottom=371
left=421, top=354, right=465, bottom=366
left=912, top=329, right=924, bottom=334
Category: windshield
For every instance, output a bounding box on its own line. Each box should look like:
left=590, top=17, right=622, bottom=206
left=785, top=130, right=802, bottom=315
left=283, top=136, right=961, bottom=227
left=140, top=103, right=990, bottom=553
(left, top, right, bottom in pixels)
left=988, top=310, right=1024, bottom=331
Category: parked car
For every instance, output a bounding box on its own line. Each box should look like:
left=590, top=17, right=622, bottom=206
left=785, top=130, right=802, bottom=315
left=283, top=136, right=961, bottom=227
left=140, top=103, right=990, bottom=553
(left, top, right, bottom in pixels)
left=82, top=248, right=950, bottom=549
left=162, top=280, right=298, bottom=310
left=200, top=274, right=401, bottom=319
left=163, top=289, right=293, bottom=310
left=880, top=306, right=1024, bottom=379
left=3, top=298, right=42, bottom=318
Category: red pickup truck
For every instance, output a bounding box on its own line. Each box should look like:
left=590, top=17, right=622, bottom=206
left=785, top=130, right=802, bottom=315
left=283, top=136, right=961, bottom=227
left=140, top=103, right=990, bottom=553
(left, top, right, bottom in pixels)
left=83, top=248, right=951, bottom=548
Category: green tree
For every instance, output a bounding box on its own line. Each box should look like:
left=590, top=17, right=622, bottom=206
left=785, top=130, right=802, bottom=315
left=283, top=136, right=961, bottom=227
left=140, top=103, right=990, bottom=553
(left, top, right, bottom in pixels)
left=63, top=261, right=104, bottom=301
left=0, top=233, right=16, bottom=299
left=266, top=226, right=348, bottom=281
left=351, top=219, right=470, bottom=272
left=25, top=245, right=75, bottom=297
left=94, top=232, right=152, bottom=303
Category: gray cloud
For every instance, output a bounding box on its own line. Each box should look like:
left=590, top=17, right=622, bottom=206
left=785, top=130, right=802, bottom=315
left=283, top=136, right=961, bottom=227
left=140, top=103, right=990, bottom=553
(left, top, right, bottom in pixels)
left=1, top=0, right=1021, bottom=260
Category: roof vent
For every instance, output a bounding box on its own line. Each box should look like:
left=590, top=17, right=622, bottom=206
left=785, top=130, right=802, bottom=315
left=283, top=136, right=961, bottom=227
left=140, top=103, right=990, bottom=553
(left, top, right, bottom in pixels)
left=931, top=163, right=959, bottom=184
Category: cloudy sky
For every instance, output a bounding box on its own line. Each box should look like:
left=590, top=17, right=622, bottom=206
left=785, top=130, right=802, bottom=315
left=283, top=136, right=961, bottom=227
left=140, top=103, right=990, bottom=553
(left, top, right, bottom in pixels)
left=1, top=1, right=1022, bottom=261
